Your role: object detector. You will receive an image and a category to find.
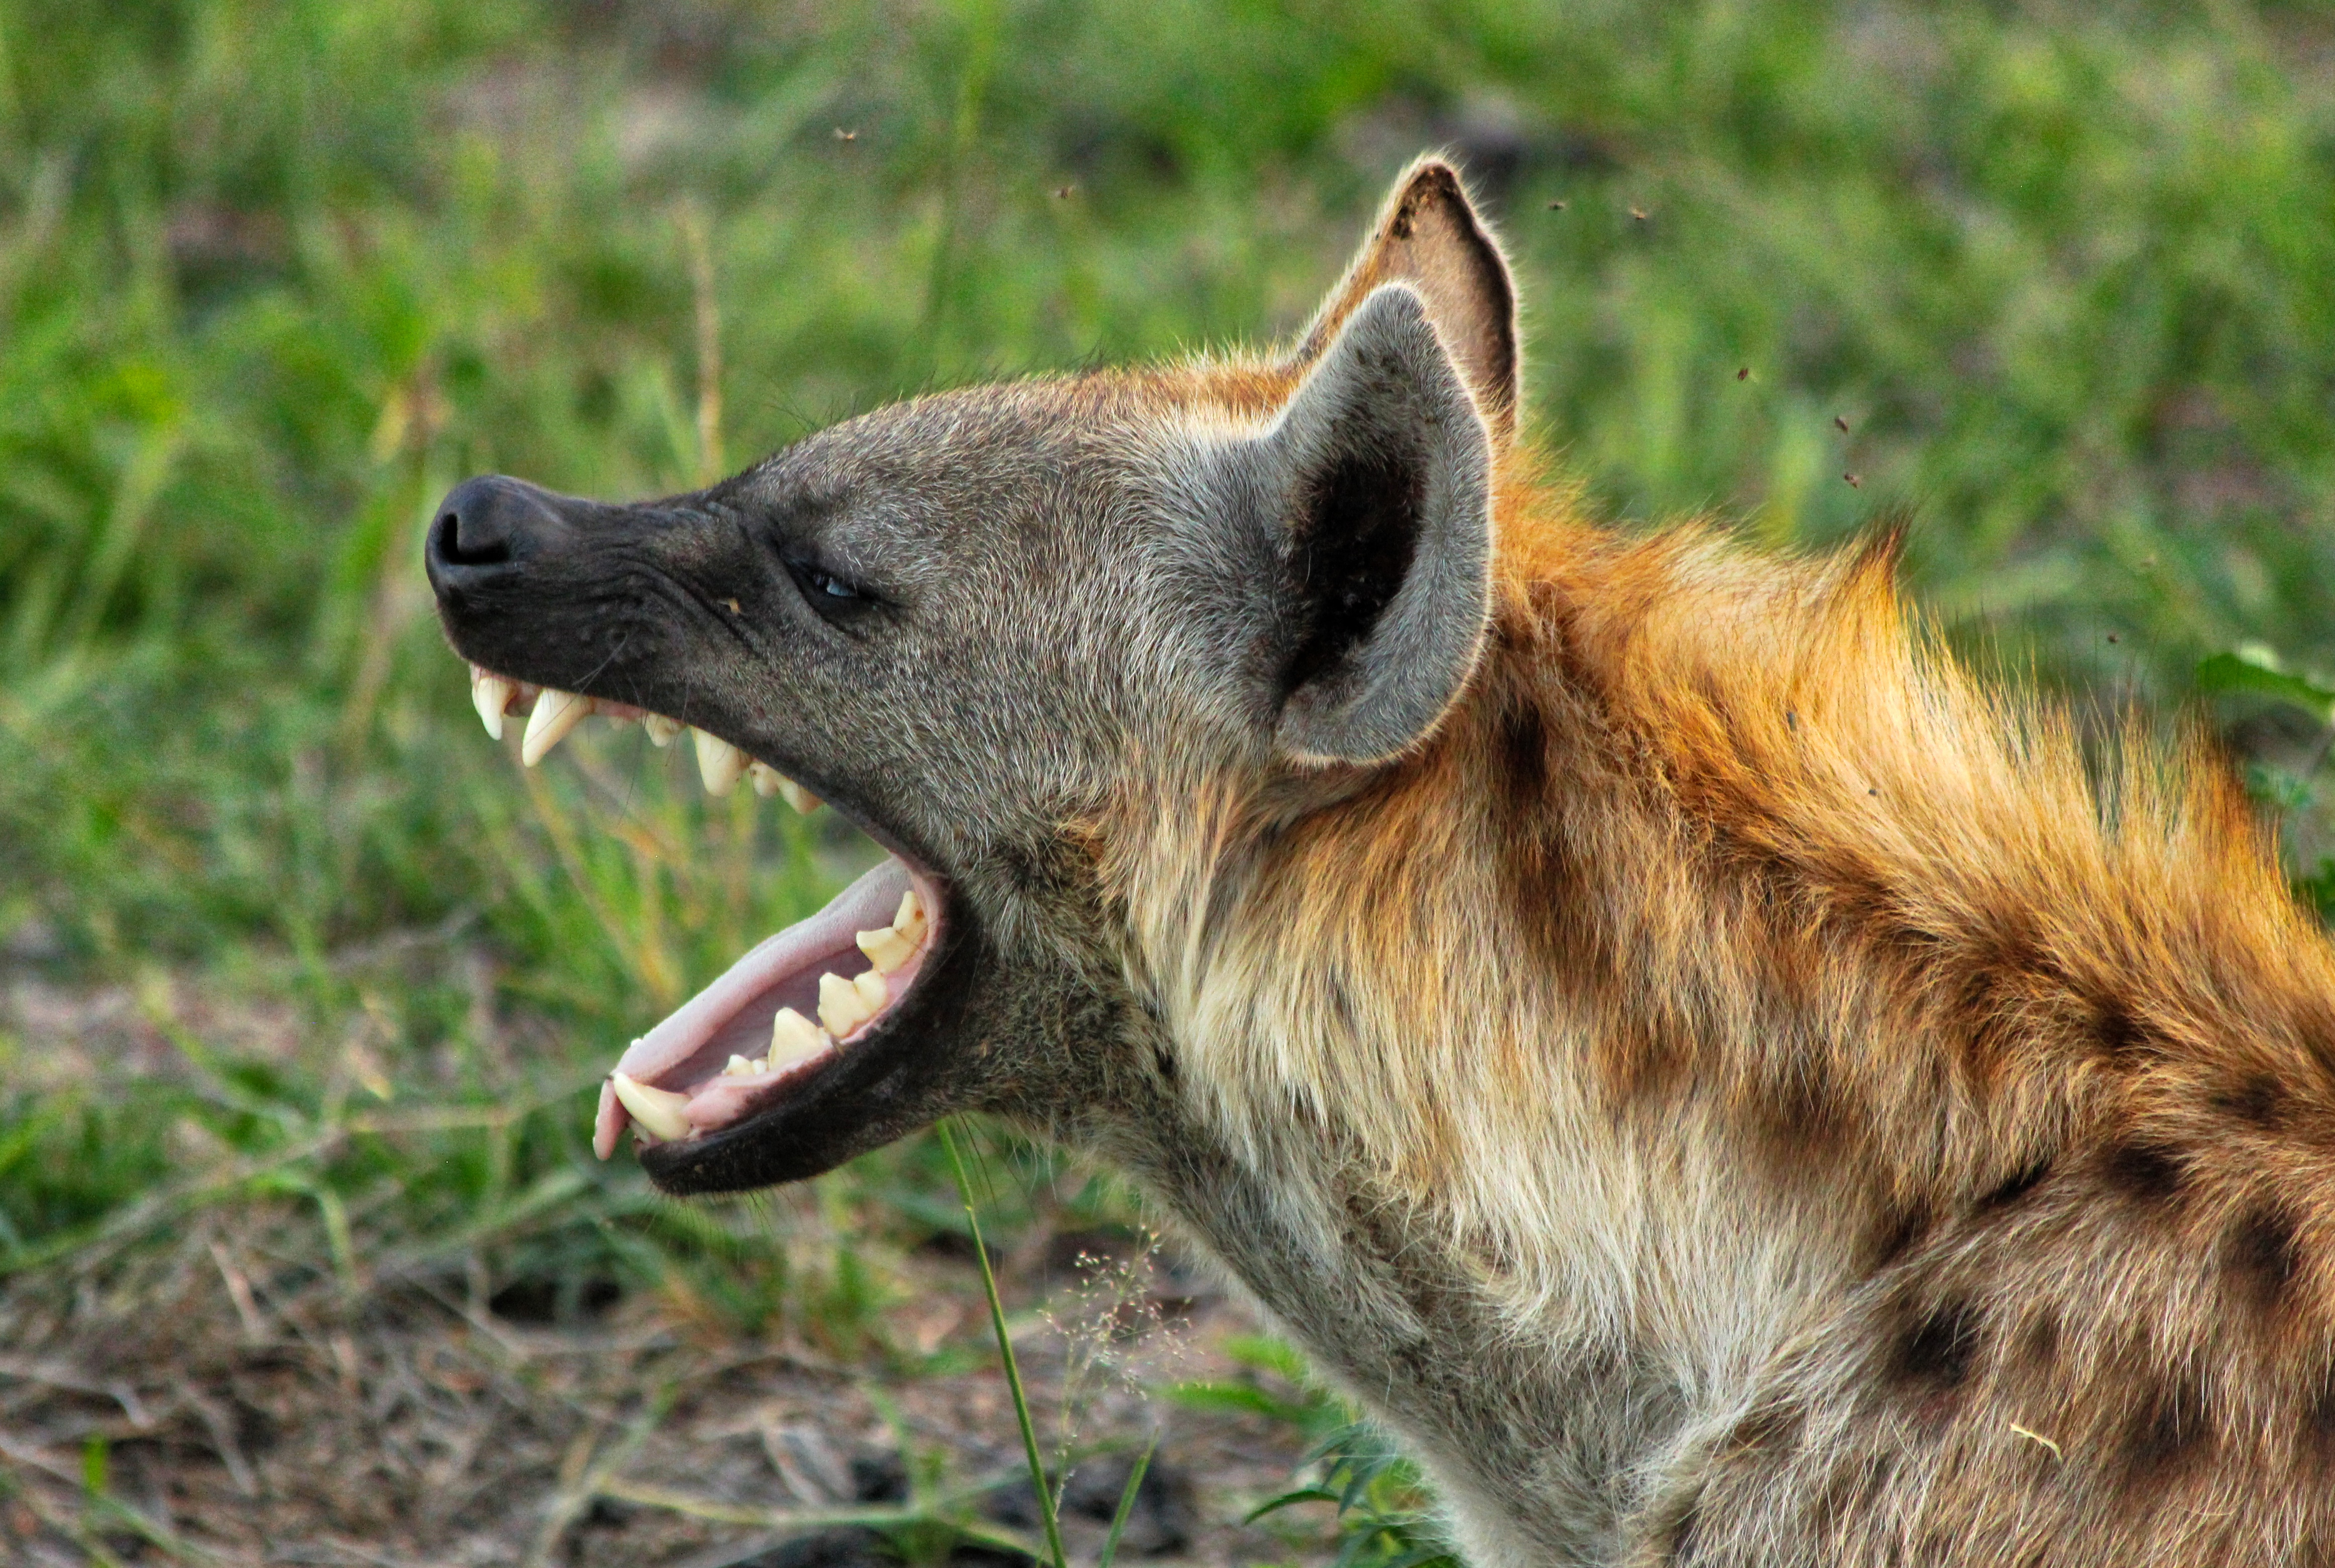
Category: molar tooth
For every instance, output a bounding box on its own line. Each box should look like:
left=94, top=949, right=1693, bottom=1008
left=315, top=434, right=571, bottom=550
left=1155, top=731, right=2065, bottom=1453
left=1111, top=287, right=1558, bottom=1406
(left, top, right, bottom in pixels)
left=642, top=713, right=682, bottom=748
left=818, top=972, right=874, bottom=1037
left=748, top=761, right=783, bottom=798
left=609, top=1072, right=691, bottom=1142
left=777, top=779, right=820, bottom=815
left=768, top=1007, right=831, bottom=1068
left=857, top=925, right=915, bottom=975
left=853, top=968, right=888, bottom=1013
left=693, top=729, right=747, bottom=795
left=724, top=1054, right=756, bottom=1076
left=472, top=672, right=516, bottom=741
left=522, top=688, right=592, bottom=766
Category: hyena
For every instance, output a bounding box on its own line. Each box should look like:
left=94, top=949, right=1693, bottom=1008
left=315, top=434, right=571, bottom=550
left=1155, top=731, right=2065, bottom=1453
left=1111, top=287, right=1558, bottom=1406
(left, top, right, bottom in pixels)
left=425, top=159, right=2335, bottom=1565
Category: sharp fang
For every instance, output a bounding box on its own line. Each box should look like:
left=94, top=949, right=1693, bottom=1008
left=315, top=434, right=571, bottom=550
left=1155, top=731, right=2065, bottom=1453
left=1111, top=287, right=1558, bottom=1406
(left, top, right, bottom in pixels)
left=818, top=972, right=874, bottom=1037
left=895, top=889, right=927, bottom=941
left=643, top=713, right=682, bottom=747
left=609, top=1072, right=691, bottom=1141
left=769, top=1006, right=831, bottom=1068
left=748, top=761, right=782, bottom=798
left=522, top=688, right=592, bottom=766
left=853, top=968, right=888, bottom=1012
left=472, top=673, right=516, bottom=741
left=857, top=925, right=914, bottom=975
left=693, top=729, right=747, bottom=795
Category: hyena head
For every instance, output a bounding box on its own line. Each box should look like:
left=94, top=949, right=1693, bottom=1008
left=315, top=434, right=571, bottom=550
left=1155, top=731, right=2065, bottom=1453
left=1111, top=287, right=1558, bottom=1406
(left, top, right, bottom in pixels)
left=425, top=159, right=1516, bottom=1194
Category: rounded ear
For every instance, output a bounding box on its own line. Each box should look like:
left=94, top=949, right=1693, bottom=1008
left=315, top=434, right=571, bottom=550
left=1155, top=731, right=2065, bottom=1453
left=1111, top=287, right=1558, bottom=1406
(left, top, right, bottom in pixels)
left=1295, top=158, right=1521, bottom=443
left=1252, top=283, right=1494, bottom=766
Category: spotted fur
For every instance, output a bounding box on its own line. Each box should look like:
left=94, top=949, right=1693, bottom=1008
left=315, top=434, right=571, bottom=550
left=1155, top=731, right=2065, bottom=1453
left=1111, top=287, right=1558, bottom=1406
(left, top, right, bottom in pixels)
left=1073, top=178, right=2335, bottom=1566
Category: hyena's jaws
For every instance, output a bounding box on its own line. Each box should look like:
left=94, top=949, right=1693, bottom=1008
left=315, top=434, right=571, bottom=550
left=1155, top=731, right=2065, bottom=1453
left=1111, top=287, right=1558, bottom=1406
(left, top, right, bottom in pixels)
left=427, top=470, right=979, bottom=1193
left=425, top=155, right=2335, bottom=1566
left=465, top=651, right=945, bottom=1158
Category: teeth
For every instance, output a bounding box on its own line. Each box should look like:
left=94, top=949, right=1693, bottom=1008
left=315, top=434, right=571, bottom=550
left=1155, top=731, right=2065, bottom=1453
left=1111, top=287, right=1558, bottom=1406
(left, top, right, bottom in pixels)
left=746, top=761, right=821, bottom=812
left=853, top=968, right=888, bottom=1012
left=856, top=921, right=916, bottom=975
left=724, top=1053, right=758, bottom=1076
left=818, top=972, right=876, bottom=1037
left=693, top=729, right=747, bottom=796
left=609, top=1072, right=692, bottom=1141
left=472, top=672, right=516, bottom=741
left=768, top=1007, right=831, bottom=1068
left=643, top=713, right=682, bottom=748
left=895, top=889, right=927, bottom=941
left=522, top=688, right=592, bottom=766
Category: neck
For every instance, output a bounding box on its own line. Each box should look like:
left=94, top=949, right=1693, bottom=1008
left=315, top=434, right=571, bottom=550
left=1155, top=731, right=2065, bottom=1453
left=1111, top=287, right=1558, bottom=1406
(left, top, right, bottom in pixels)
left=1094, top=514, right=2332, bottom=1564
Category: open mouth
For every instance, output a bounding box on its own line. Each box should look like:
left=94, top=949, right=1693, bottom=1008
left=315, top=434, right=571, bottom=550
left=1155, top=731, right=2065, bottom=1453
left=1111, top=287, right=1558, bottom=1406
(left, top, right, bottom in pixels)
left=467, top=665, right=947, bottom=1161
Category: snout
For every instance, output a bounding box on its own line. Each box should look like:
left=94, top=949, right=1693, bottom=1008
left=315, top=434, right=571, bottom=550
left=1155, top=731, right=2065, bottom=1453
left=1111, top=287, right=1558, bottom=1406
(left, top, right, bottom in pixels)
left=424, top=475, right=581, bottom=601
left=423, top=471, right=744, bottom=713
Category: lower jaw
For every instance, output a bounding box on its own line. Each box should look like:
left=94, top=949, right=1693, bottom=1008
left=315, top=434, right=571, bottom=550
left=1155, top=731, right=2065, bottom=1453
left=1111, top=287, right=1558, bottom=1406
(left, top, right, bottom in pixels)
left=593, top=848, right=945, bottom=1156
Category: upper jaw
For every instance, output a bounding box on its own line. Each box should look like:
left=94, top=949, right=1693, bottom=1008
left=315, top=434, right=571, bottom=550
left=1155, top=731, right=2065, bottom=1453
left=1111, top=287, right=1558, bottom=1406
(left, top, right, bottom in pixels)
left=465, top=664, right=825, bottom=809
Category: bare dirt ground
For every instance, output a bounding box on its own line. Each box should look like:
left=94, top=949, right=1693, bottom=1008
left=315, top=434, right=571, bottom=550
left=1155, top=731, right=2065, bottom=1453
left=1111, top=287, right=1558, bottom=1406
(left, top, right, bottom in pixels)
left=0, top=1211, right=1321, bottom=1567
left=0, top=974, right=1325, bottom=1568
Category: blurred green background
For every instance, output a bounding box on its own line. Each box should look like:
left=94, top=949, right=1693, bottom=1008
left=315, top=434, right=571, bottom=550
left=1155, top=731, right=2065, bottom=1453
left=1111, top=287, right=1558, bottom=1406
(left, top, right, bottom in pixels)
left=3, top=0, right=2334, bottom=1545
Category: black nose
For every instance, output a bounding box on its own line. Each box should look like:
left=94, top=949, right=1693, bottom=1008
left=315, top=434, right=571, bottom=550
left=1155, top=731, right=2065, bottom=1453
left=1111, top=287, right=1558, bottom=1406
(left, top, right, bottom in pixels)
left=425, top=475, right=572, bottom=592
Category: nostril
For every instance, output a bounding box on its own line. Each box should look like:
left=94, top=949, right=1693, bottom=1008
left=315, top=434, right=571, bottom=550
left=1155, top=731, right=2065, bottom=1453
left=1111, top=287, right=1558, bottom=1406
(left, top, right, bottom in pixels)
left=430, top=477, right=526, bottom=570
left=437, top=503, right=511, bottom=567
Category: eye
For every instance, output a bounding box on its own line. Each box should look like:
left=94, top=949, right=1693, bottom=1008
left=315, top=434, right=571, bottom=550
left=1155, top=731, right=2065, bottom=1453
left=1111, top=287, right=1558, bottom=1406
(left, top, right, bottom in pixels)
left=804, top=566, right=856, bottom=599
left=785, top=556, right=879, bottom=624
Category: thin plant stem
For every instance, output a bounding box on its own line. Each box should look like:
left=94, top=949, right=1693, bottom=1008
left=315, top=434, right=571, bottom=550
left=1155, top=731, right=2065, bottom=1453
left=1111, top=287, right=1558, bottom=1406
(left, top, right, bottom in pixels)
left=937, top=1117, right=1068, bottom=1568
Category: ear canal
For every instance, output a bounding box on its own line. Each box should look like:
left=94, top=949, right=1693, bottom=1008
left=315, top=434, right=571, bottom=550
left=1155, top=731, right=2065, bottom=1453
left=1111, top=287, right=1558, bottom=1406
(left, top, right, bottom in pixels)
left=1261, top=284, right=1494, bottom=766
left=1295, top=158, right=1521, bottom=442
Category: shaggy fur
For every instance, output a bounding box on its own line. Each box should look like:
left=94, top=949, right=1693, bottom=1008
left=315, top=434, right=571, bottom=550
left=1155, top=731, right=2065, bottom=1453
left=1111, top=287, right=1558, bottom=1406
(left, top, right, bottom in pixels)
left=1098, top=503, right=2335, bottom=1563
left=1085, top=178, right=2335, bottom=1567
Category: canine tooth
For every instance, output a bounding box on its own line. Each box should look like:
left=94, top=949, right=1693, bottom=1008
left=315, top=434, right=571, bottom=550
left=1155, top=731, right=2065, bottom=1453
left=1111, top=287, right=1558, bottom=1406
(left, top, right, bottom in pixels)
left=894, top=889, right=927, bottom=941
left=693, top=729, right=747, bottom=796
left=609, top=1073, right=691, bottom=1141
left=748, top=761, right=783, bottom=798
left=768, top=1007, right=830, bottom=1067
left=818, top=972, right=874, bottom=1037
left=522, top=688, right=592, bottom=766
left=777, top=779, right=820, bottom=814
left=853, top=968, right=888, bottom=1012
left=857, top=924, right=915, bottom=975
left=472, top=673, right=516, bottom=741
left=642, top=713, right=681, bottom=747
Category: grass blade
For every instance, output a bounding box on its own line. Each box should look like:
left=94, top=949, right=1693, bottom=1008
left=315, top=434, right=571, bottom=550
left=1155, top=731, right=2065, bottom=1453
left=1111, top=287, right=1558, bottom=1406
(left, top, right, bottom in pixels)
left=938, top=1117, right=1067, bottom=1568
left=1095, top=1438, right=1156, bottom=1568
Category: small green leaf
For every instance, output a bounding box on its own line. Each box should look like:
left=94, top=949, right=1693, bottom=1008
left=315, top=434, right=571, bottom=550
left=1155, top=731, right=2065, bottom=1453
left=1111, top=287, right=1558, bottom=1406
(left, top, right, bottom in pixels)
left=1220, top=1333, right=1313, bottom=1383
left=2195, top=645, right=2335, bottom=723
left=1158, top=1379, right=1312, bottom=1425
left=1243, top=1486, right=1341, bottom=1524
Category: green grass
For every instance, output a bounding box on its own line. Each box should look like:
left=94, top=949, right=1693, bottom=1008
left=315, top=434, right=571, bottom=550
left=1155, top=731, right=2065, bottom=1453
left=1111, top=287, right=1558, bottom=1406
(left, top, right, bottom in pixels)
left=3, top=0, right=2335, bottom=1556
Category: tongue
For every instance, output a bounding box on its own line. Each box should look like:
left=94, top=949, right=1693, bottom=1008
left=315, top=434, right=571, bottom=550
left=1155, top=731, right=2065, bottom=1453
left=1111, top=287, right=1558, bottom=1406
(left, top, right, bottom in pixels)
left=593, top=857, right=913, bottom=1157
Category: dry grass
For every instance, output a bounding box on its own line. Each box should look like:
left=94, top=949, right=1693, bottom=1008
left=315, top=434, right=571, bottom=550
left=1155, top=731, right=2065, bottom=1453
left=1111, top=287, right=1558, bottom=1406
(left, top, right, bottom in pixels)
left=0, top=1156, right=1319, bottom=1567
